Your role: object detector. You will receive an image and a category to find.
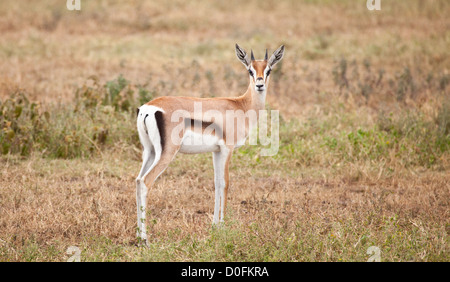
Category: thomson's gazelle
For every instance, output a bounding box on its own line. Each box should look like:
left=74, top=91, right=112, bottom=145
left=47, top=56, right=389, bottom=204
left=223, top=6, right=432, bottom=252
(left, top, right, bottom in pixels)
left=135, top=44, right=285, bottom=245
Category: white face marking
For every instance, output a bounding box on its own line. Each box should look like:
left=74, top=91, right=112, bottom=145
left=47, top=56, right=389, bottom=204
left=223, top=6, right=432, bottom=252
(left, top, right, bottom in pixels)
left=248, top=65, right=256, bottom=80
left=264, top=66, right=271, bottom=82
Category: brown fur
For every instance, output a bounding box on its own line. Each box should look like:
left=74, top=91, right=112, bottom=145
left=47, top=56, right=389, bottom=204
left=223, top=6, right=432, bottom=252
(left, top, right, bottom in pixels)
left=251, top=60, right=268, bottom=81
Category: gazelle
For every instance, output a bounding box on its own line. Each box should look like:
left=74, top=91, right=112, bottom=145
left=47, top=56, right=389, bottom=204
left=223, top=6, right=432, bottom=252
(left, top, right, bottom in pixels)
left=135, top=44, right=285, bottom=244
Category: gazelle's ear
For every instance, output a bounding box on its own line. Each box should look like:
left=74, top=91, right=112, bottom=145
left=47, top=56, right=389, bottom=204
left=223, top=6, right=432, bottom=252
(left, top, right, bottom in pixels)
left=235, top=44, right=250, bottom=68
left=268, top=45, right=285, bottom=68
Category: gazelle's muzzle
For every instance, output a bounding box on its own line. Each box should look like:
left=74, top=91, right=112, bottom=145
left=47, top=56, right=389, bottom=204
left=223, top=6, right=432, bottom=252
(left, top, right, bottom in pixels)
left=255, top=77, right=265, bottom=92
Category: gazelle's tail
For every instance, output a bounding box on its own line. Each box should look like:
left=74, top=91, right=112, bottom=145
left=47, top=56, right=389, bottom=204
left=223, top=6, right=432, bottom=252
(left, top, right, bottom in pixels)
left=136, top=105, right=164, bottom=178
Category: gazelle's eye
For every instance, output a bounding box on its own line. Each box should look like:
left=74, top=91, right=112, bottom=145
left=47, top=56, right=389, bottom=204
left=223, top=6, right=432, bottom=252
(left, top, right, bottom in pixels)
left=266, top=69, right=271, bottom=76
left=248, top=69, right=254, bottom=76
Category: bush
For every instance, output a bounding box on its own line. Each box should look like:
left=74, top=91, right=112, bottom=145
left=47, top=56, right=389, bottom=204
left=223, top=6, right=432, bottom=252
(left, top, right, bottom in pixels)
left=0, top=75, right=154, bottom=158
left=0, top=92, right=49, bottom=156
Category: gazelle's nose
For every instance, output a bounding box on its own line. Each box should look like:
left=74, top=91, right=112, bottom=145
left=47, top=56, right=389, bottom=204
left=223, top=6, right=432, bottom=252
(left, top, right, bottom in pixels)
left=256, top=77, right=264, bottom=90
left=256, top=84, right=264, bottom=91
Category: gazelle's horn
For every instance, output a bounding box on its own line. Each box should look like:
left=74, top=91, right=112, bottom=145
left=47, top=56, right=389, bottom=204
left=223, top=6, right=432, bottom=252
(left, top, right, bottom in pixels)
left=265, top=49, right=268, bottom=61
left=251, top=50, right=255, bottom=61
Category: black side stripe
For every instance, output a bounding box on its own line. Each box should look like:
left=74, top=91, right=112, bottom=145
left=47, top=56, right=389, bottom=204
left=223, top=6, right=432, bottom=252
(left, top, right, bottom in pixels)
left=184, top=118, right=224, bottom=139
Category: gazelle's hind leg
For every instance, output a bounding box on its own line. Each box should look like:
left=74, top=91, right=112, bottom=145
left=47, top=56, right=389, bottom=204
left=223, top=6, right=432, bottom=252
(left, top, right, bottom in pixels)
left=135, top=148, right=155, bottom=244
left=212, top=145, right=233, bottom=225
left=135, top=146, right=179, bottom=245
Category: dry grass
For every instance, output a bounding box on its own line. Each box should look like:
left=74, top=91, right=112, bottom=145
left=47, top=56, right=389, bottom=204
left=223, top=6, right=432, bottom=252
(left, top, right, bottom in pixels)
left=0, top=0, right=449, bottom=261
left=0, top=152, right=448, bottom=261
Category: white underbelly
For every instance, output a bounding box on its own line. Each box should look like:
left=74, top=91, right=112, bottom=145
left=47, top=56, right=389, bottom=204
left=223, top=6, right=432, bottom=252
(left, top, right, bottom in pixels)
left=179, top=130, right=221, bottom=154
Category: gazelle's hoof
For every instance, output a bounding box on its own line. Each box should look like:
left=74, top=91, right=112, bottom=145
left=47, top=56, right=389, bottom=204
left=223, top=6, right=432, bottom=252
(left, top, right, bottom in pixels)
left=136, top=235, right=149, bottom=247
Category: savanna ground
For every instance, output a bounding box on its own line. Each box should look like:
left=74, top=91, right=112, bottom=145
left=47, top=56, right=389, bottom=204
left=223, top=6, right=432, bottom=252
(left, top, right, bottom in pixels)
left=0, top=0, right=449, bottom=261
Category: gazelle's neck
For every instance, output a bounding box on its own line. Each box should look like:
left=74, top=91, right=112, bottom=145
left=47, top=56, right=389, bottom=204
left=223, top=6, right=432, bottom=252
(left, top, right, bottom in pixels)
left=242, top=83, right=266, bottom=113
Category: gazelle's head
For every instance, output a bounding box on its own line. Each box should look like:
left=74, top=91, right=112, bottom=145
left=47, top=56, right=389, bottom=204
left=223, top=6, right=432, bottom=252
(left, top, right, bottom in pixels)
left=235, top=44, right=285, bottom=94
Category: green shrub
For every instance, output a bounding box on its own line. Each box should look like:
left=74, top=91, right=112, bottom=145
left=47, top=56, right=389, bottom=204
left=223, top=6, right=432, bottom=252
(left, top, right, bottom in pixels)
left=0, top=75, right=153, bottom=158
left=0, top=92, right=49, bottom=156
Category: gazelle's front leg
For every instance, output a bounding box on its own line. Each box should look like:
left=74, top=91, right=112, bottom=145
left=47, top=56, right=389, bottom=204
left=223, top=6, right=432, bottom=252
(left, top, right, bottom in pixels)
left=212, top=145, right=233, bottom=225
